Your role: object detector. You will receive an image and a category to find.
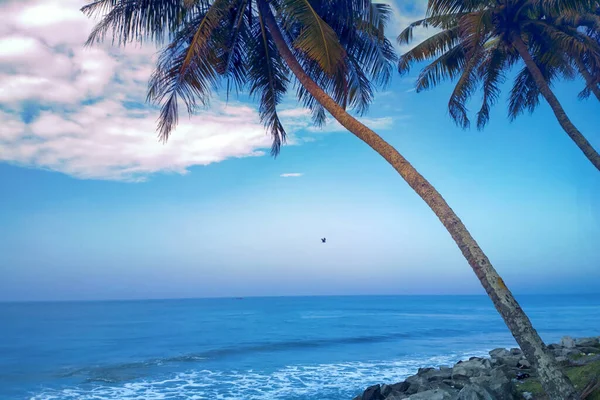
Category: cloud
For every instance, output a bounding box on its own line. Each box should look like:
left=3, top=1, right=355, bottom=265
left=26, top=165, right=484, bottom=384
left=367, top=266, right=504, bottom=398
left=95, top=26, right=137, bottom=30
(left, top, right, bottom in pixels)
left=309, top=116, right=396, bottom=133
left=0, top=0, right=303, bottom=181
left=280, top=173, right=304, bottom=178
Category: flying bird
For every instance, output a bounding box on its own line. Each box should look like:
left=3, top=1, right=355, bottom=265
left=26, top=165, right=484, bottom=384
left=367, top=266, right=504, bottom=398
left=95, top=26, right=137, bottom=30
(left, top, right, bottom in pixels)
left=321, top=238, right=326, bottom=243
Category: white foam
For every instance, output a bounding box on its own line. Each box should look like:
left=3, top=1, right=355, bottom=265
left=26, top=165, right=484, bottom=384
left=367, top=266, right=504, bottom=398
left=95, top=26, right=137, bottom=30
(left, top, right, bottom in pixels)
left=29, top=349, right=496, bottom=400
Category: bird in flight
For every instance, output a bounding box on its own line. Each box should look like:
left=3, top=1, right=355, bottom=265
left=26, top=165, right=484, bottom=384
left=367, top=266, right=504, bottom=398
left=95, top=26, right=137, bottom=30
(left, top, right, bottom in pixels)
left=321, top=238, right=326, bottom=243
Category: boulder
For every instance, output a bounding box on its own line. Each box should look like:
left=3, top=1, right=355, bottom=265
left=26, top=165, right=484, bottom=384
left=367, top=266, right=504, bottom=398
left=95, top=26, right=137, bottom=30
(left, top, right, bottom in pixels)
left=362, top=384, right=383, bottom=400
left=390, top=382, right=410, bottom=393
left=457, top=384, right=494, bottom=400
left=407, top=389, right=456, bottom=400
left=509, top=348, right=522, bottom=356
left=469, top=367, right=516, bottom=400
left=381, top=384, right=393, bottom=397
left=452, top=359, right=492, bottom=380
left=555, top=356, right=569, bottom=364
left=517, top=359, right=531, bottom=369
left=561, top=336, right=576, bottom=348
left=576, top=347, right=599, bottom=355
left=386, top=392, right=408, bottom=400
left=522, top=392, right=534, bottom=400
left=420, top=368, right=452, bottom=382
left=489, top=348, right=510, bottom=359
left=575, top=337, right=599, bottom=347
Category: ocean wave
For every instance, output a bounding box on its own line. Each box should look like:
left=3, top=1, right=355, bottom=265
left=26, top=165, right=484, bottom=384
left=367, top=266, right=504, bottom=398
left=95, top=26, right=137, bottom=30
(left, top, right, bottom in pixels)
left=30, top=350, right=492, bottom=400
left=57, top=328, right=472, bottom=382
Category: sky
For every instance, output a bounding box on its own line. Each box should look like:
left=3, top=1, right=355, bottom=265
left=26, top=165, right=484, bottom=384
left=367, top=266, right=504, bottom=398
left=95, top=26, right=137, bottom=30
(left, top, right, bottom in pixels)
left=0, top=0, right=599, bottom=301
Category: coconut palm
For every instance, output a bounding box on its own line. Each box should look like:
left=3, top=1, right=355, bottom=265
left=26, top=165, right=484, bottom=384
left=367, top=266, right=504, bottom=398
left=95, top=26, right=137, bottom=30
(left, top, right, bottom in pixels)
left=398, top=0, right=600, bottom=172
left=83, top=0, right=579, bottom=398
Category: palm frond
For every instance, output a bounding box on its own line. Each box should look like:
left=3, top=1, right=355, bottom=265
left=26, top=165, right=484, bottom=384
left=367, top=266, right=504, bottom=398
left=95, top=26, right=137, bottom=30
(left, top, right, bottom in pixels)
left=146, top=17, right=221, bottom=141
left=415, top=44, right=465, bottom=91
left=248, top=4, right=290, bottom=156
left=278, top=0, right=346, bottom=75
left=82, top=0, right=207, bottom=45
left=398, top=26, right=460, bottom=75
left=476, top=44, right=506, bottom=129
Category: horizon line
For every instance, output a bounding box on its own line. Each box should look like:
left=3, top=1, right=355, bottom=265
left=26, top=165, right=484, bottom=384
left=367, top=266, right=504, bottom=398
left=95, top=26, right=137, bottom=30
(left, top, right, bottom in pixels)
left=1, top=292, right=598, bottom=304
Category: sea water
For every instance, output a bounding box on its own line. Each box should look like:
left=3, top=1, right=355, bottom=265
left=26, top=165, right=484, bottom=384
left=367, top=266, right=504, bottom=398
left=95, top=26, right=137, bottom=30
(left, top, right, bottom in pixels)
left=1, top=295, right=599, bottom=399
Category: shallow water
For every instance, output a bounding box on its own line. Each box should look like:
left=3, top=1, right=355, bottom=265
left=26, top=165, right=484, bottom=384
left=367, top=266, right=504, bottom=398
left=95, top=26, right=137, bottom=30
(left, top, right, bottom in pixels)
left=1, top=295, right=599, bottom=399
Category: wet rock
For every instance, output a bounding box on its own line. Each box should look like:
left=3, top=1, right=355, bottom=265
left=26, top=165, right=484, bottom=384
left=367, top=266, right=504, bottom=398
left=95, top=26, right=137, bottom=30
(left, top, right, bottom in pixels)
left=362, top=384, right=382, bottom=400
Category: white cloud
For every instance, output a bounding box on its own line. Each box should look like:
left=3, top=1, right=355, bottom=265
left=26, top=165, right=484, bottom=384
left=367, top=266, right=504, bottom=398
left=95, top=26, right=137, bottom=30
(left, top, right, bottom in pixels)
left=0, top=0, right=303, bottom=181
left=280, top=173, right=304, bottom=178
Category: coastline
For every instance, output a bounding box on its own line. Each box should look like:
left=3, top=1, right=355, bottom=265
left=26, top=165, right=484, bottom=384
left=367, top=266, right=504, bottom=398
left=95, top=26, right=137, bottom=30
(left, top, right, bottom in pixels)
left=354, top=336, right=600, bottom=400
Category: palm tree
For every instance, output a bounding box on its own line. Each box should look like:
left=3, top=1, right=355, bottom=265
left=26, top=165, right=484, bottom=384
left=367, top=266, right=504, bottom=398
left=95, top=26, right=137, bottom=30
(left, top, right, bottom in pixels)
left=82, top=0, right=579, bottom=397
left=398, top=0, right=600, bottom=172
left=552, top=8, right=600, bottom=101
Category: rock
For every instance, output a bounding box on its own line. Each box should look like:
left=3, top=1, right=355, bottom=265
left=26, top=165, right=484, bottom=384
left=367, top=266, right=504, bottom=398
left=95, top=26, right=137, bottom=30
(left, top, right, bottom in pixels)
left=362, top=384, right=382, bottom=400
left=553, top=348, right=581, bottom=358
left=510, top=348, right=522, bottom=356
left=517, top=359, right=531, bottom=369
left=489, top=348, right=510, bottom=358
left=391, top=382, right=410, bottom=393
left=555, top=356, right=569, bottom=364
left=386, top=392, right=408, bottom=400
left=561, top=336, right=576, bottom=348
left=407, top=389, right=456, bottom=400
left=577, top=346, right=599, bottom=354
left=452, top=359, right=492, bottom=380
left=547, top=343, right=560, bottom=350
left=354, top=396, right=362, bottom=400
left=457, top=384, right=494, bottom=400
left=575, top=337, right=599, bottom=347
left=381, top=384, right=393, bottom=397
left=417, top=367, right=435, bottom=376
left=421, top=368, right=452, bottom=382
left=469, top=367, right=516, bottom=400
left=522, top=392, right=534, bottom=400
left=404, top=376, right=429, bottom=395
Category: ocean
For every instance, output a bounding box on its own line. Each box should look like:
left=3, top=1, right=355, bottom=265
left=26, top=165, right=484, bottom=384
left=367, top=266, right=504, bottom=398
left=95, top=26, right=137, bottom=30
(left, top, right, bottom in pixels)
left=1, top=295, right=599, bottom=400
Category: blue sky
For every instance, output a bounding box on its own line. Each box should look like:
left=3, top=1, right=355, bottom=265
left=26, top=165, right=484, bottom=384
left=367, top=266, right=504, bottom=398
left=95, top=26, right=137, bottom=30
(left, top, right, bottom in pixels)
left=0, top=0, right=599, bottom=301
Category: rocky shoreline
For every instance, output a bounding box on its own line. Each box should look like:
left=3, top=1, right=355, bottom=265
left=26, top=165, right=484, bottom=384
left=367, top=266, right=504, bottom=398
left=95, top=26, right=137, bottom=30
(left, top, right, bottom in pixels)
left=354, top=336, right=600, bottom=400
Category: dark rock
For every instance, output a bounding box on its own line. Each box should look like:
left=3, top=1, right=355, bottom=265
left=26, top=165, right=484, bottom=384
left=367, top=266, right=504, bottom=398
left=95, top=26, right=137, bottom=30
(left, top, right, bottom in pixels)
left=452, top=359, right=492, bottom=379
left=489, top=348, right=509, bottom=358
left=577, top=346, right=599, bottom=354
left=386, top=392, right=408, bottom=400
left=417, top=367, right=435, bottom=376
left=575, top=337, right=599, bottom=347
left=517, top=359, right=531, bottom=369
left=362, top=384, right=382, bottom=400
left=406, top=389, right=456, bottom=400
left=391, top=382, right=410, bottom=393
left=555, top=356, right=569, bottom=364
left=421, top=368, right=452, bottom=382
left=561, top=336, right=576, bottom=348
left=509, top=348, right=522, bottom=356
left=469, top=367, right=516, bottom=400
left=547, top=343, right=560, bottom=350
left=381, top=384, right=393, bottom=397
left=457, top=384, right=494, bottom=400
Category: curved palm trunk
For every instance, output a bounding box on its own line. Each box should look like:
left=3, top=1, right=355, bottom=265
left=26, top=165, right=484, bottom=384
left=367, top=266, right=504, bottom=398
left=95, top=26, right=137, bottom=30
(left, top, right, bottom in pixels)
left=574, top=57, right=600, bottom=102
left=512, top=36, right=600, bottom=172
left=260, top=4, right=580, bottom=399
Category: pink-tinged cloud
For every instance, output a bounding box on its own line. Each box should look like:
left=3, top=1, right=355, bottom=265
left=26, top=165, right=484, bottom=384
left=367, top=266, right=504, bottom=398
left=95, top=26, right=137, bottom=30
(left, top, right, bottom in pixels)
left=0, top=0, right=301, bottom=181
left=280, top=173, right=304, bottom=178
